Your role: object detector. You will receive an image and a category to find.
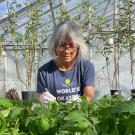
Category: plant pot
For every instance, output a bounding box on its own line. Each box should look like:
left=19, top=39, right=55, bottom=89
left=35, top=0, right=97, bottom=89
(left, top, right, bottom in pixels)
left=131, top=89, right=135, bottom=99
left=22, top=91, right=37, bottom=100
left=110, top=90, right=121, bottom=96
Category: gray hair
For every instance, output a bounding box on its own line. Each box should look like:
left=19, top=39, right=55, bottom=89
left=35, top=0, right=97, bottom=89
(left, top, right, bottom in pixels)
left=48, top=20, right=89, bottom=60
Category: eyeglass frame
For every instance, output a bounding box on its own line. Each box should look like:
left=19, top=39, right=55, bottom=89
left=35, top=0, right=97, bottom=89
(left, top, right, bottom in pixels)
left=56, top=43, right=79, bottom=51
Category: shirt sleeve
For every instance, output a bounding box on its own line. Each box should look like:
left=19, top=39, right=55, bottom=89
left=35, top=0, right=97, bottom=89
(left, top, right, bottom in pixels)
left=83, top=61, right=95, bottom=87
left=37, top=68, right=46, bottom=93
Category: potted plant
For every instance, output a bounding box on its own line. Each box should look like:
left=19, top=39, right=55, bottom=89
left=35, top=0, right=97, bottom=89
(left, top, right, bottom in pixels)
left=114, top=0, right=135, bottom=97
left=93, top=14, right=121, bottom=95
left=93, top=0, right=135, bottom=96
left=5, top=0, right=47, bottom=100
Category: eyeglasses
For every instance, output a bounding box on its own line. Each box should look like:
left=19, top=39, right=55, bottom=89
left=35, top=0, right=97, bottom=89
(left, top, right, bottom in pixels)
left=57, top=43, right=79, bottom=51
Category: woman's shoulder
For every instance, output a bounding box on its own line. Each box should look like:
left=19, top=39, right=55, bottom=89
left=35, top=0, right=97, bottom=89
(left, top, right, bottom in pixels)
left=78, top=59, right=94, bottom=66
left=77, top=59, right=95, bottom=74
left=38, top=60, right=55, bottom=72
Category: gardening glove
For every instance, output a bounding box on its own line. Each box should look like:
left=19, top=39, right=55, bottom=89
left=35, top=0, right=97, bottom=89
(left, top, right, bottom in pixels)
left=39, top=91, right=56, bottom=104
left=66, top=95, right=81, bottom=103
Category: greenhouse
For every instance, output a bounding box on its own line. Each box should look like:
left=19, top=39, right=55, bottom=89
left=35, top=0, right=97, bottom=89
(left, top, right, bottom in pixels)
left=0, top=0, right=135, bottom=134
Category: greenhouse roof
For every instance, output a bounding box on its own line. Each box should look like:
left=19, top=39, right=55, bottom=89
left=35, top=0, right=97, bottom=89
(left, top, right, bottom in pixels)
left=0, top=0, right=135, bottom=49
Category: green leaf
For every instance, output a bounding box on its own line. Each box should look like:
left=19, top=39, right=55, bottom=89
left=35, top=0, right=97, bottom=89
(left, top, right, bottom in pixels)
left=10, top=107, right=24, bottom=120
left=57, top=130, right=70, bottom=135
left=64, top=110, right=87, bottom=121
left=37, top=116, right=49, bottom=133
left=0, top=113, right=6, bottom=133
left=111, top=101, right=135, bottom=113
left=0, top=98, right=13, bottom=108
left=90, top=117, right=99, bottom=125
left=0, top=109, right=11, bottom=117
left=126, top=115, right=135, bottom=134
left=82, top=127, right=98, bottom=135
left=64, top=110, right=91, bottom=131
left=49, top=118, right=56, bottom=129
left=25, top=117, right=39, bottom=134
left=48, top=101, right=59, bottom=112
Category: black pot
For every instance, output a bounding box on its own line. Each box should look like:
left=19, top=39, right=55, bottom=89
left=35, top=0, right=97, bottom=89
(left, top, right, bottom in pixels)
left=22, top=91, right=37, bottom=100
left=131, top=89, right=135, bottom=99
left=110, top=90, right=121, bottom=96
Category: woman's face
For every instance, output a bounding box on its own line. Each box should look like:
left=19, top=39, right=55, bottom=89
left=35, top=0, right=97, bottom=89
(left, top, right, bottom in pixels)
left=55, top=36, right=79, bottom=63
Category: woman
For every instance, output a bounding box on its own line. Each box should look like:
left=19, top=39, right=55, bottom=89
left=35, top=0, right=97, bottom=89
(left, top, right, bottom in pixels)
left=37, top=20, right=95, bottom=103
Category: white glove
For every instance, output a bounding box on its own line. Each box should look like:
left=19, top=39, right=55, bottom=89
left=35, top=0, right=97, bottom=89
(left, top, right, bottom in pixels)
left=39, top=91, right=56, bottom=104
left=66, top=95, right=81, bottom=103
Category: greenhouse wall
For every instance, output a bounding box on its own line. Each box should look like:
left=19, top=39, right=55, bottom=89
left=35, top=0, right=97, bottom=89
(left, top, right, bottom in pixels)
left=0, top=56, right=6, bottom=97
left=0, top=47, right=133, bottom=99
left=0, top=0, right=135, bottom=99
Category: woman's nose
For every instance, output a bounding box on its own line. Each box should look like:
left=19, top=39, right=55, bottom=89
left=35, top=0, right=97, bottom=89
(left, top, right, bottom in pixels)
left=65, top=47, right=70, bottom=52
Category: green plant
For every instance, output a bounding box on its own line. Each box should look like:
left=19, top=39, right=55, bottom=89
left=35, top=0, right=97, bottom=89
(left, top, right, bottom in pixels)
left=0, top=34, right=6, bottom=57
left=93, top=0, right=135, bottom=90
left=1, top=95, right=135, bottom=135
left=117, top=0, right=135, bottom=89
left=95, top=15, right=114, bottom=90
left=4, top=0, right=48, bottom=92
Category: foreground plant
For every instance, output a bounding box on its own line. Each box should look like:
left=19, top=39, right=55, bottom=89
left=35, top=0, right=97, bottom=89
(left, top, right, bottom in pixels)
left=0, top=95, right=135, bottom=135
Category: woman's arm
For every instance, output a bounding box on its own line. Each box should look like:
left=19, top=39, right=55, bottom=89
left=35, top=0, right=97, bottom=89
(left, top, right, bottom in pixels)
left=84, top=86, right=95, bottom=101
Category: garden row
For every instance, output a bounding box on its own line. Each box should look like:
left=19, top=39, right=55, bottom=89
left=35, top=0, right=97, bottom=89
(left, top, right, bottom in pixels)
left=0, top=95, right=135, bottom=135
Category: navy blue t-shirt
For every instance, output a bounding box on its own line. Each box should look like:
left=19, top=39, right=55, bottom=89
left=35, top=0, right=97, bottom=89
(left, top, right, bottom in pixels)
left=37, top=59, right=95, bottom=102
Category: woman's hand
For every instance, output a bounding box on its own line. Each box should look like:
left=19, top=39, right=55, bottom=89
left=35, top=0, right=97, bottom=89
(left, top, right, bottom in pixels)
left=84, top=86, right=95, bottom=101
left=38, top=92, right=56, bottom=104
